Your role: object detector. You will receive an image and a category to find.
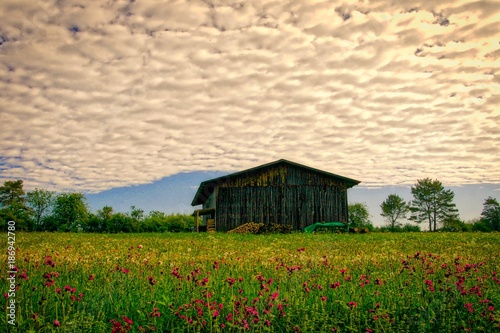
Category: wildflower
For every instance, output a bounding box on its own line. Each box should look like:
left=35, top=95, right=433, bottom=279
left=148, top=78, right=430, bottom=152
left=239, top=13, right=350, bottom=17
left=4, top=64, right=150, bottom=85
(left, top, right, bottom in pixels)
left=19, top=270, right=28, bottom=280
left=150, top=307, right=161, bottom=317
left=122, top=316, right=133, bottom=325
left=271, top=292, right=279, bottom=300
left=53, top=319, right=61, bottom=327
left=464, top=303, right=474, bottom=313
left=89, top=274, right=95, bottom=281
left=330, top=282, right=340, bottom=289
left=227, top=277, right=236, bottom=286
left=213, top=261, right=219, bottom=270
left=348, top=301, right=358, bottom=309
left=321, top=296, right=327, bottom=302
left=137, top=244, right=143, bottom=249
left=148, top=276, right=157, bottom=286
left=55, top=288, right=61, bottom=294
left=121, top=268, right=130, bottom=274
left=44, top=256, right=55, bottom=267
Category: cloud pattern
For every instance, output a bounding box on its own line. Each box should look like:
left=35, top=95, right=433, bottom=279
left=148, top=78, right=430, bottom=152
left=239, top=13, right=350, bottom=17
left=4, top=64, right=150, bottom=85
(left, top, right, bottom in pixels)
left=0, top=0, right=498, bottom=192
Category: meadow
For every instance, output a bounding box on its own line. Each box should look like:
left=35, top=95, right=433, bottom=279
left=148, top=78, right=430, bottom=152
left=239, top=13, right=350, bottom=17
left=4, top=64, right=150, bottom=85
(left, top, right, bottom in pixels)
left=1, top=232, right=499, bottom=332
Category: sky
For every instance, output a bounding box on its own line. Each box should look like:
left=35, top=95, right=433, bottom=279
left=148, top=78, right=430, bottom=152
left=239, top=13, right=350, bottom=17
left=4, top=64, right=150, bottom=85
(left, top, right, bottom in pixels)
left=0, top=0, right=499, bottom=225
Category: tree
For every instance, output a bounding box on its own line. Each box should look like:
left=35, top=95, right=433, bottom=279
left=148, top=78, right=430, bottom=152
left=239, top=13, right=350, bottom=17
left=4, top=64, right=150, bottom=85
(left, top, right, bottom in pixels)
left=52, top=193, right=89, bottom=232
left=26, top=188, right=55, bottom=230
left=0, top=180, right=32, bottom=230
left=409, top=178, right=459, bottom=232
left=480, top=197, right=500, bottom=231
left=380, top=194, right=410, bottom=231
left=348, top=203, right=373, bottom=230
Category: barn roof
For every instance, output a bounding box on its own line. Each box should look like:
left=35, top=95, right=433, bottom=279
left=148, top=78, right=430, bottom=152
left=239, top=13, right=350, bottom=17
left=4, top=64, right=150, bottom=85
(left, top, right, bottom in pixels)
left=191, top=159, right=360, bottom=206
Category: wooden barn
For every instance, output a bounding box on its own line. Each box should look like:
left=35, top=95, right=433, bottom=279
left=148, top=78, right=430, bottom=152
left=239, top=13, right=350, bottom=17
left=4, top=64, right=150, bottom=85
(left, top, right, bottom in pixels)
left=191, top=159, right=360, bottom=232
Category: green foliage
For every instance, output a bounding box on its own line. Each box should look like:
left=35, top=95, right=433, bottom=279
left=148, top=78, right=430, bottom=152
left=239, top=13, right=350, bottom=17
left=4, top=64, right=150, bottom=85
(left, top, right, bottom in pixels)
left=374, top=223, right=421, bottom=232
left=480, top=196, right=500, bottom=231
left=409, top=178, right=459, bottom=232
left=26, top=188, right=56, bottom=230
left=380, top=194, right=410, bottom=231
left=0, top=179, right=32, bottom=231
left=51, top=192, right=89, bottom=232
left=348, top=202, right=373, bottom=230
left=441, top=216, right=471, bottom=232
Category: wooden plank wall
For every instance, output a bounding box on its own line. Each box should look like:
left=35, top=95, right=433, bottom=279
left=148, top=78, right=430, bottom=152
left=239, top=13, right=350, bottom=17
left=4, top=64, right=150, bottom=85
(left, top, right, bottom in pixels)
left=214, top=164, right=349, bottom=232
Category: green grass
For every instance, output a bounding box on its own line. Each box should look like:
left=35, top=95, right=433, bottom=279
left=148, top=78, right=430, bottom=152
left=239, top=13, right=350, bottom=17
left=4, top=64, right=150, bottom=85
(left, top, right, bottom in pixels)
left=1, top=232, right=500, bottom=332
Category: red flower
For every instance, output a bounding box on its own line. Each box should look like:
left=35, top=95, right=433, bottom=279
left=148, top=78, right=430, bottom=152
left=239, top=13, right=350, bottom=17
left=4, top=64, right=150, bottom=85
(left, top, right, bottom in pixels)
left=348, top=301, right=358, bottom=309
left=122, top=316, right=133, bottom=325
left=149, top=307, right=161, bottom=317
left=226, top=277, right=236, bottom=286
left=89, top=274, right=95, bottom=281
left=53, top=320, right=61, bottom=327
left=148, top=276, right=157, bottom=286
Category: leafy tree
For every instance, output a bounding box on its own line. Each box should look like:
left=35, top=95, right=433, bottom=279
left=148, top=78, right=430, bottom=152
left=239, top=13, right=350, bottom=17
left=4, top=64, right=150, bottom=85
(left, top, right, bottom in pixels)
left=380, top=194, right=410, bottom=231
left=480, top=197, right=500, bottom=231
left=0, top=180, right=32, bottom=230
left=441, top=216, right=470, bottom=232
left=52, top=193, right=89, bottom=232
left=348, top=203, right=373, bottom=230
left=26, top=188, right=55, bottom=230
left=409, top=178, right=459, bottom=232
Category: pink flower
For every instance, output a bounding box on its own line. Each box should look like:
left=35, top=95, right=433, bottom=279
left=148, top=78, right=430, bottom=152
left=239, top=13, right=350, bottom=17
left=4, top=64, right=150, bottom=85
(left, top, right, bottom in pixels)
left=348, top=301, right=358, bottom=309
left=122, top=316, right=133, bottom=325
left=53, top=320, right=61, bottom=327
left=330, top=282, right=340, bottom=289
left=148, top=276, right=157, bottom=286
left=321, top=296, right=327, bottom=302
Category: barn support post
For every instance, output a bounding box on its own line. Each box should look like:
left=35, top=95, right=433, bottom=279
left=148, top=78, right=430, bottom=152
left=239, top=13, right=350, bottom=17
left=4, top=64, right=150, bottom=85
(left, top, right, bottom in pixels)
left=195, top=211, right=199, bottom=232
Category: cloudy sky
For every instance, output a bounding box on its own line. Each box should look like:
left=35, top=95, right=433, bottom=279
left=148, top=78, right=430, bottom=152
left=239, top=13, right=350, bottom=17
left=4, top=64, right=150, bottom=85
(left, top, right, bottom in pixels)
left=1, top=0, right=499, bottom=220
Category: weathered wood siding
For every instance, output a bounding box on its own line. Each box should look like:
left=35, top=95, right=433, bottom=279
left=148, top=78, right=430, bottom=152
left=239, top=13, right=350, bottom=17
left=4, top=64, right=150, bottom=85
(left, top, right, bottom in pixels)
left=214, top=164, right=349, bottom=231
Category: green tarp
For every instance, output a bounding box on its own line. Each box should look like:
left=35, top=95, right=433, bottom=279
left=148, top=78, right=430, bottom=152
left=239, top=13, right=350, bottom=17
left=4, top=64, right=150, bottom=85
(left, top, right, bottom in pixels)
left=304, top=222, right=346, bottom=233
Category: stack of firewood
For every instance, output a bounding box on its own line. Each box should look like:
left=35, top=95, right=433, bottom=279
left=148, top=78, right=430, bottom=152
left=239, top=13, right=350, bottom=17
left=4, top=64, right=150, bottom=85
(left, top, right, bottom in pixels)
left=227, top=222, right=264, bottom=234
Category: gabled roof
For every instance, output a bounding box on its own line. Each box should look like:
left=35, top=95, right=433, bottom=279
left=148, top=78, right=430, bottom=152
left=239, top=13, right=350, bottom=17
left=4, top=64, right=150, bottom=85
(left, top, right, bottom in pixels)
left=191, top=159, right=360, bottom=206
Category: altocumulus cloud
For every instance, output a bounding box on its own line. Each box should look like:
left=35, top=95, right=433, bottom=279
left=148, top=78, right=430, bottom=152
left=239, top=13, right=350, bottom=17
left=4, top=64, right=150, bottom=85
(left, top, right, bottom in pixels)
left=0, top=0, right=498, bottom=192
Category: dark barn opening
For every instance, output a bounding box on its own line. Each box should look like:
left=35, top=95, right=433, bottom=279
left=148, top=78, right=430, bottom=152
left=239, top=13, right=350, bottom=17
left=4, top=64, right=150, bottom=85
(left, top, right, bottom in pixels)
left=191, top=159, right=360, bottom=232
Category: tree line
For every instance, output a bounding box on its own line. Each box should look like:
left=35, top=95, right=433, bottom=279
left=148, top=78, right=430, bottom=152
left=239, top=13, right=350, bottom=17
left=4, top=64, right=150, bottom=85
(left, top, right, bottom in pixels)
left=348, top=178, right=499, bottom=232
left=1, top=178, right=498, bottom=233
left=0, top=180, right=194, bottom=232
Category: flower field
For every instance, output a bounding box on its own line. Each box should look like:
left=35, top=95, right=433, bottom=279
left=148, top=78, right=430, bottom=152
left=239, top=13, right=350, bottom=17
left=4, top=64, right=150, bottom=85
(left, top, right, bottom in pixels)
left=1, top=232, right=500, bottom=332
